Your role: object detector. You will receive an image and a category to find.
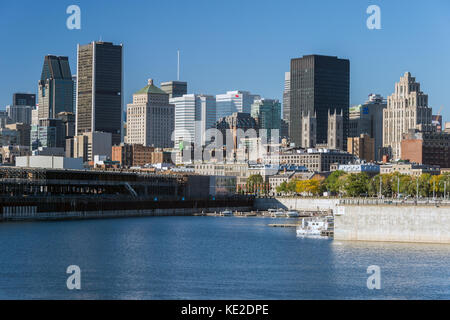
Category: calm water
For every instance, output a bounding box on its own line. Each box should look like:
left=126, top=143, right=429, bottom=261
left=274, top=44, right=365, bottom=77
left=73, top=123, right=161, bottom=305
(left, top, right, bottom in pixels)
left=0, top=216, right=449, bottom=299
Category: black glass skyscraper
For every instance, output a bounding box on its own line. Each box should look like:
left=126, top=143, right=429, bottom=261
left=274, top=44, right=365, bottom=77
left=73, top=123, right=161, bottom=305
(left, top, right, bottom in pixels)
left=290, top=55, right=349, bottom=148
left=76, top=41, right=123, bottom=145
left=38, top=56, right=74, bottom=119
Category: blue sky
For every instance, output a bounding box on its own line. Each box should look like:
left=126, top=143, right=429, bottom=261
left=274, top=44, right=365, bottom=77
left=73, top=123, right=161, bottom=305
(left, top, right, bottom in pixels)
left=1, top=0, right=449, bottom=121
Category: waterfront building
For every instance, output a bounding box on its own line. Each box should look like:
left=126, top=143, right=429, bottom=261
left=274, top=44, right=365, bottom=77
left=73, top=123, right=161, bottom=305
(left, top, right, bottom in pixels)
left=5, top=123, right=31, bottom=147
left=279, top=148, right=355, bottom=172
left=215, top=90, right=260, bottom=120
left=6, top=105, right=32, bottom=125
left=290, top=55, right=350, bottom=148
left=401, top=129, right=450, bottom=168
left=170, top=94, right=216, bottom=147
left=347, top=134, right=375, bottom=162
left=38, top=55, right=74, bottom=119
left=383, top=72, right=433, bottom=160
left=337, top=163, right=380, bottom=176
left=327, top=109, right=344, bottom=150
left=15, top=155, right=83, bottom=170
left=76, top=41, right=123, bottom=145
left=282, top=72, right=291, bottom=135
left=30, top=119, right=65, bottom=151
left=251, top=98, right=281, bottom=142
left=160, top=81, right=187, bottom=99
left=380, top=161, right=440, bottom=176
left=126, top=79, right=175, bottom=148
left=349, top=94, right=387, bottom=160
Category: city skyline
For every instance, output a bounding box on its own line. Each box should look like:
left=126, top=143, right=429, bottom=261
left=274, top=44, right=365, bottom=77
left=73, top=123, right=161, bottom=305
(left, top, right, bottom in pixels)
left=1, top=0, right=450, bottom=122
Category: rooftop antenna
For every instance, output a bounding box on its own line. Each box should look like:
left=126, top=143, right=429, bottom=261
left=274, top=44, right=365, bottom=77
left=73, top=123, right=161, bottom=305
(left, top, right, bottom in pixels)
left=177, top=50, right=180, bottom=81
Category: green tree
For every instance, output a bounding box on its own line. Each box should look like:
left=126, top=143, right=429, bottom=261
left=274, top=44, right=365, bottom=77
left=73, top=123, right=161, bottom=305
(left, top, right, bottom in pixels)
left=324, top=170, right=346, bottom=194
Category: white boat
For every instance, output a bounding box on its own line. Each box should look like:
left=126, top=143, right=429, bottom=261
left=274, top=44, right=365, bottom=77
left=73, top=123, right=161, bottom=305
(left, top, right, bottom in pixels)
left=220, top=210, right=233, bottom=216
left=286, top=211, right=300, bottom=218
left=271, top=209, right=286, bottom=218
left=296, top=218, right=328, bottom=236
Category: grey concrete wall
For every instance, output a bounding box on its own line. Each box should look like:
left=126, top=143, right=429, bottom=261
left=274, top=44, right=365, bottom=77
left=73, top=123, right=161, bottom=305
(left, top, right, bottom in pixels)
left=334, top=204, right=450, bottom=244
left=254, top=197, right=339, bottom=212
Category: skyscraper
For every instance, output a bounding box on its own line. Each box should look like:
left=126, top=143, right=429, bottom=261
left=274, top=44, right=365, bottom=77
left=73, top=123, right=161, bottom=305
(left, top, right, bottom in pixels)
left=126, top=79, right=174, bottom=148
left=251, top=98, right=281, bottom=142
left=290, top=55, right=350, bottom=148
left=170, top=94, right=216, bottom=147
left=282, top=72, right=290, bottom=129
left=383, top=72, right=432, bottom=160
left=38, top=55, right=74, bottom=119
left=160, top=81, right=187, bottom=99
left=76, top=41, right=123, bottom=145
left=215, top=90, right=260, bottom=120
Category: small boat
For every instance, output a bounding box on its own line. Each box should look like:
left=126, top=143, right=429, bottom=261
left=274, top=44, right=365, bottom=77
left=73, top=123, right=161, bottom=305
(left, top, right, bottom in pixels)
left=286, top=211, right=300, bottom=218
left=296, top=218, right=328, bottom=237
left=220, top=210, right=233, bottom=216
left=271, top=209, right=286, bottom=218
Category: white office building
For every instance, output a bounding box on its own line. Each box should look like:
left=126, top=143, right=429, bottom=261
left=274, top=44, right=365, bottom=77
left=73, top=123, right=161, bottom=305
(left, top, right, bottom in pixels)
left=215, top=90, right=260, bottom=120
left=170, top=94, right=216, bottom=147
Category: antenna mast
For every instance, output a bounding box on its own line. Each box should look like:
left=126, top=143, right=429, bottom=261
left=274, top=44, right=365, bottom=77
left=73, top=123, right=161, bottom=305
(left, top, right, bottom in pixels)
left=177, top=50, right=180, bottom=81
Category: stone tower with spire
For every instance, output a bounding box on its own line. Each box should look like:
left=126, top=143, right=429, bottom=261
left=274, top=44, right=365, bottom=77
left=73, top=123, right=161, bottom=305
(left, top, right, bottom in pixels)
left=301, top=111, right=317, bottom=148
left=327, top=109, right=344, bottom=150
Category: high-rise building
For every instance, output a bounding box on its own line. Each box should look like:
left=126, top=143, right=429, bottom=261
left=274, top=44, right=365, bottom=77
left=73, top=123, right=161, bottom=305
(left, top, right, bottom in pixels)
left=349, top=94, right=387, bottom=161
left=290, top=55, right=350, bottom=148
left=327, top=109, right=344, bottom=150
left=282, top=72, right=291, bottom=131
left=160, top=81, right=187, bottom=99
left=251, top=98, right=281, bottom=142
left=215, top=90, right=260, bottom=120
left=6, top=105, right=32, bottom=125
left=300, top=111, right=316, bottom=148
left=76, top=41, right=123, bottom=145
left=383, top=72, right=433, bottom=160
left=216, top=112, right=259, bottom=154
left=170, top=94, right=216, bottom=147
left=56, top=111, right=76, bottom=140
left=72, top=75, right=77, bottom=114
left=38, top=55, right=74, bottom=119
left=347, top=134, right=375, bottom=162
left=30, top=118, right=65, bottom=151
left=5, top=123, right=31, bottom=147
left=126, top=79, right=175, bottom=148
left=13, top=93, right=36, bottom=107
left=67, top=131, right=112, bottom=162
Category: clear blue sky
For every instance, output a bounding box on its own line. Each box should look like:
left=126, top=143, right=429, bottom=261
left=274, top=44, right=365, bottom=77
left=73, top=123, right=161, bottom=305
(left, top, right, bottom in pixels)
left=1, top=0, right=449, bottom=121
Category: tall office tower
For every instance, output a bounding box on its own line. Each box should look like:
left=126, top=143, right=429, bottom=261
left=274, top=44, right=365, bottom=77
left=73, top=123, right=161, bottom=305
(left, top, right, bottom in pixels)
left=349, top=93, right=387, bottom=160
left=300, top=111, right=316, bottom=148
left=76, top=41, right=123, bottom=145
left=13, top=93, right=36, bottom=107
left=126, top=79, right=174, bottom=148
left=383, top=72, right=432, bottom=160
left=170, top=94, right=216, bottom=147
left=30, top=118, right=65, bottom=151
left=72, top=75, right=77, bottom=114
left=215, top=90, right=260, bottom=120
left=327, top=109, right=344, bottom=150
left=251, top=98, right=281, bottom=142
left=38, top=55, right=74, bottom=119
left=160, top=81, right=188, bottom=99
left=6, top=105, right=32, bottom=125
left=282, top=72, right=291, bottom=132
left=290, top=55, right=350, bottom=148
left=56, top=111, right=76, bottom=140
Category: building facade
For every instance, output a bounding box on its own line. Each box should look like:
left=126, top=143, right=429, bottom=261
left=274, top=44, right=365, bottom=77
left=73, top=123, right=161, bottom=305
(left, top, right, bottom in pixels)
left=290, top=55, right=350, bottom=147
left=327, top=109, right=344, bottom=150
left=76, top=41, right=123, bottom=145
left=383, top=72, right=433, bottom=160
left=126, top=79, right=175, bottom=148
left=160, top=81, right=187, bottom=99
left=38, top=55, right=74, bottom=119
left=215, top=90, right=260, bottom=120
left=300, top=111, right=316, bottom=148
left=347, top=134, right=375, bottom=162
left=401, top=130, right=450, bottom=168
left=251, top=98, right=281, bottom=142
left=280, top=148, right=355, bottom=172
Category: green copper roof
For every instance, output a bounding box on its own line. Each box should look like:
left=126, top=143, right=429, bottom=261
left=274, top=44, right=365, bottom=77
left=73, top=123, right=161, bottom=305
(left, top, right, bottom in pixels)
left=135, top=80, right=167, bottom=95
